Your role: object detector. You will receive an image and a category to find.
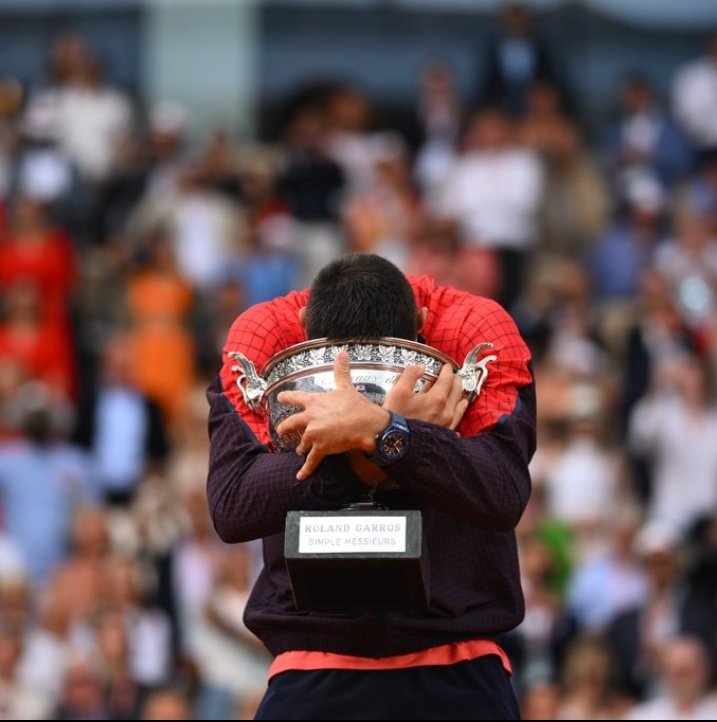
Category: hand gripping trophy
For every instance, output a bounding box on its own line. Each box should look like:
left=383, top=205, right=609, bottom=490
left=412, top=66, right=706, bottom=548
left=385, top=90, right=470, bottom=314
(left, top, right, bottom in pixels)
left=228, top=337, right=496, bottom=612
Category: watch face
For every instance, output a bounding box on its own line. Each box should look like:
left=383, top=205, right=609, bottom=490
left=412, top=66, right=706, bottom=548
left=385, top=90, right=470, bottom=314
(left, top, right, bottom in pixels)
left=383, top=431, right=407, bottom=459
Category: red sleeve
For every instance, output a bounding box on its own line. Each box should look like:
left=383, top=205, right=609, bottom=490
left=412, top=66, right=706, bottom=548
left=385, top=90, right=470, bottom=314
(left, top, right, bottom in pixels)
left=219, top=289, right=310, bottom=445
left=409, top=277, right=533, bottom=436
left=385, top=288, right=536, bottom=530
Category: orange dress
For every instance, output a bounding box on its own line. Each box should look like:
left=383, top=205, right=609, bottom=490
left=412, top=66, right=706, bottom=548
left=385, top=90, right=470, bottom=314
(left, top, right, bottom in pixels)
left=126, top=269, right=195, bottom=425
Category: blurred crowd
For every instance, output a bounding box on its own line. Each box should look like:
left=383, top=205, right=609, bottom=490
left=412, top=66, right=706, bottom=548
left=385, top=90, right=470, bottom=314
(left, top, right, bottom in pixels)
left=1, top=2, right=717, bottom=719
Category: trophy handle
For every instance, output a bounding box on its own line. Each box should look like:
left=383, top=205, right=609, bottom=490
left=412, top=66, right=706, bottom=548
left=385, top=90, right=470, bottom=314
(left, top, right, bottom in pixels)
left=228, top=351, right=268, bottom=413
left=457, top=342, right=497, bottom=401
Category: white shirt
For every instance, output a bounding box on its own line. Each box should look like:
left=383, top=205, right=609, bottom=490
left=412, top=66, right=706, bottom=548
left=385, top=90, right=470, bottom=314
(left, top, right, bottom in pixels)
left=434, top=148, right=543, bottom=249
left=625, top=694, right=717, bottom=720
left=629, top=394, right=717, bottom=531
left=544, top=437, right=620, bottom=526
left=673, top=57, right=717, bottom=148
left=56, top=86, right=132, bottom=180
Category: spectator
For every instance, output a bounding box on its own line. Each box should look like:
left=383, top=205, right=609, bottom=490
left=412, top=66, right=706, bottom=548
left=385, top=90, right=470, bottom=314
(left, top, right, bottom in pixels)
left=278, top=106, right=346, bottom=288
left=44, top=507, right=109, bottom=630
left=54, top=48, right=133, bottom=184
left=0, top=281, right=76, bottom=399
left=414, top=62, right=462, bottom=193
left=0, top=628, right=52, bottom=719
left=140, top=687, right=192, bottom=720
left=434, top=107, right=543, bottom=308
left=557, top=636, right=624, bottom=720
left=673, top=31, right=717, bottom=153
left=606, top=523, right=717, bottom=697
left=73, top=332, right=169, bottom=505
left=519, top=80, right=608, bottom=258
left=127, top=163, right=242, bottom=294
left=343, top=132, right=420, bottom=269
left=480, top=3, right=559, bottom=117
left=629, top=354, right=717, bottom=532
left=54, top=656, right=108, bottom=720
left=624, top=636, right=717, bottom=720
left=653, top=209, right=717, bottom=330
left=538, top=382, right=625, bottom=558
left=102, top=555, right=172, bottom=687
left=0, top=195, right=76, bottom=329
left=0, top=382, right=95, bottom=581
left=603, top=73, right=692, bottom=191
left=566, top=512, right=647, bottom=633
left=125, top=235, right=196, bottom=425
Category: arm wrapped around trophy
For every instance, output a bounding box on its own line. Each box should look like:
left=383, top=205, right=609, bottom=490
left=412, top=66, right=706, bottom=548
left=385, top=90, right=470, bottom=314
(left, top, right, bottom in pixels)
left=228, top=338, right=496, bottom=612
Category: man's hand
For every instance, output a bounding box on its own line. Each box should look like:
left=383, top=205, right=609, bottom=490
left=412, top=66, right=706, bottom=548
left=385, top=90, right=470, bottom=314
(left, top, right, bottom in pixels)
left=384, top=362, right=468, bottom=431
left=276, top=352, right=390, bottom=480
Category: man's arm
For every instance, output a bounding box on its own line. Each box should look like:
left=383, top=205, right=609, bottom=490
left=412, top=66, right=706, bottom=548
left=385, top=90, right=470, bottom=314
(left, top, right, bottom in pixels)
left=207, top=377, right=368, bottom=543
left=278, top=296, right=536, bottom=532
left=382, top=378, right=535, bottom=531
left=278, top=369, right=534, bottom=532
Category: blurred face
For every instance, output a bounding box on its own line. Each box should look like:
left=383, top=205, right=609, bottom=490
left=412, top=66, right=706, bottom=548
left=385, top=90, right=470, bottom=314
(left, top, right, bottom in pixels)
left=528, top=82, right=561, bottom=116
left=708, top=33, right=717, bottom=62
left=51, top=34, right=86, bottom=82
left=329, top=90, right=369, bottom=133
left=3, top=282, right=42, bottom=323
left=287, top=110, right=326, bottom=151
left=185, top=490, right=212, bottom=537
left=622, top=81, right=652, bottom=114
left=141, top=692, right=191, bottom=720
left=502, top=5, right=531, bottom=36
left=520, top=537, right=553, bottom=583
left=97, top=614, right=129, bottom=665
left=522, top=684, right=558, bottom=720
left=0, top=581, right=29, bottom=631
left=661, top=639, right=709, bottom=703
left=0, top=633, right=20, bottom=679
left=643, top=550, right=678, bottom=588
left=62, top=662, right=104, bottom=712
left=11, top=196, right=45, bottom=233
left=240, top=169, right=275, bottom=204
left=464, top=111, right=511, bottom=151
left=73, top=509, right=108, bottom=556
left=571, top=647, right=610, bottom=691
left=102, top=336, right=136, bottom=385
left=222, top=547, right=252, bottom=589
left=420, top=64, right=454, bottom=96
left=677, top=214, right=711, bottom=250
left=105, top=559, right=137, bottom=608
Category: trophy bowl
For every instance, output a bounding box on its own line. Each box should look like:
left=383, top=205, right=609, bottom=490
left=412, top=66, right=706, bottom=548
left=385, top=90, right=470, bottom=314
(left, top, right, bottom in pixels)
left=229, top=337, right=496, bottom=450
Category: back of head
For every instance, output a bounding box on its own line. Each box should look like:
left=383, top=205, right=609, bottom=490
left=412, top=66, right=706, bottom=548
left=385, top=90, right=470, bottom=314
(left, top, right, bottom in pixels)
left=305, top=254, right=417, bottom=341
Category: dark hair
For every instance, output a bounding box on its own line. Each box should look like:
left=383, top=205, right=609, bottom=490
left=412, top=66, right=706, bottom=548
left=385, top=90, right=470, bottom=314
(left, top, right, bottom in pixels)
left=305, top=254, right=417, bottom=340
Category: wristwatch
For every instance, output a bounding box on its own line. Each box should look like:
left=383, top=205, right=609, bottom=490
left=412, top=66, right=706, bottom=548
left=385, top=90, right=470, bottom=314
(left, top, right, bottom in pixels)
left=366, top=412, right=410, bottom=466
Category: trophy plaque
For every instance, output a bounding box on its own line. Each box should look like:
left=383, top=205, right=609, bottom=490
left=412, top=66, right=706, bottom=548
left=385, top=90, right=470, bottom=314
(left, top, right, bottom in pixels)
left=229, top=337, right=495, bottom=612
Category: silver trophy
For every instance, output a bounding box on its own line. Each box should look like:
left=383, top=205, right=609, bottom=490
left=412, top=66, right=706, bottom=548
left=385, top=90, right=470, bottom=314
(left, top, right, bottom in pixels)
left=229, top=337, right=497, bottom=450
left=228, top=337, right=497, bottom=612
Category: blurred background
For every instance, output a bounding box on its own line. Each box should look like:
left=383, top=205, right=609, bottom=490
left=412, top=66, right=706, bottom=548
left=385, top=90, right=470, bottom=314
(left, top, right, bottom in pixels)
left=1, top=0, right=717, bottom=718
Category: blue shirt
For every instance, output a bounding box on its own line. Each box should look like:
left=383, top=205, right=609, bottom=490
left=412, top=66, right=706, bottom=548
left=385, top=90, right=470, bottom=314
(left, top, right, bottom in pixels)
left=0, top=440, right=97, bottom=581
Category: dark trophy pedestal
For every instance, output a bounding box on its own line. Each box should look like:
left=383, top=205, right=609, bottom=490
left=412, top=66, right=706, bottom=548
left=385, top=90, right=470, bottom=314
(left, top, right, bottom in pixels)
left=284, top=506, right=428, bottom=612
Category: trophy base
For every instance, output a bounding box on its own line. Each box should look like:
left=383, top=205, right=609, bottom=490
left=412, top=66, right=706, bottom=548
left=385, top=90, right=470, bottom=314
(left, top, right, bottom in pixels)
left=284, top=508, right=427, bottom=612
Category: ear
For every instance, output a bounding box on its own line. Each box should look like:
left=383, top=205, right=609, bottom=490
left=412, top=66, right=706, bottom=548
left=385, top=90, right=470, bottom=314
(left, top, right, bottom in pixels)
left=298, top=306, right=307, bottom=328
left=417, top=307, right=428, bottom=333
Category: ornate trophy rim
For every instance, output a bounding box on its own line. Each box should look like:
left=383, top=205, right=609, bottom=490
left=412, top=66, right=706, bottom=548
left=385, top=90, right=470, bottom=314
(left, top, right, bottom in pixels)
left=262, top=337, right=457, bottom=375
left=228, top=337, right=496, bottom=417
left=260, top=337, right=458, bottom=399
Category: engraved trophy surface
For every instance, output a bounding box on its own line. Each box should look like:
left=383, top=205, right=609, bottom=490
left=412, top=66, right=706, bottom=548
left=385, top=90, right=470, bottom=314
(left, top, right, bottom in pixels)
left=229, top=337, right=496, bottom=612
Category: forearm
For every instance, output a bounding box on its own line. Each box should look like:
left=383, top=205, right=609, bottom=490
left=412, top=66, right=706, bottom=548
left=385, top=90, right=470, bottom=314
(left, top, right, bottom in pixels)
left=207, top=383, right=367, bottom=543
left=386, top=383, right=535, bottom=531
